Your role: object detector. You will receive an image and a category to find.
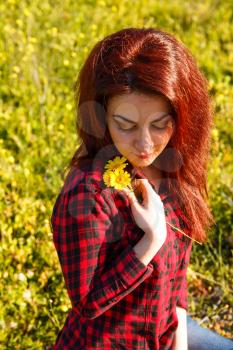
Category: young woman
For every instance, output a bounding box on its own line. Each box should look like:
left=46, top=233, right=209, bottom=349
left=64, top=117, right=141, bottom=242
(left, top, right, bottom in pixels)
left=51, top=28, right=233, bottom=349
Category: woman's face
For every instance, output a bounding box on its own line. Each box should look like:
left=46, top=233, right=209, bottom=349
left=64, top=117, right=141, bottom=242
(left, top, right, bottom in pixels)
left=106, top=92, right=175, bottom=167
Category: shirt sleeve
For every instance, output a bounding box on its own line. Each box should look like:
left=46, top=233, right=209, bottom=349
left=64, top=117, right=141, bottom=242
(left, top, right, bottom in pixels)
left=51, top=179, right=153, bottom=319
left=174, top=238, right=192, bottom=310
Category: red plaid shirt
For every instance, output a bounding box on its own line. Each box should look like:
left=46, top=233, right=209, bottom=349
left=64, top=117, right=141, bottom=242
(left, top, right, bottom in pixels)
left=51, top=156, right=192, bottom=349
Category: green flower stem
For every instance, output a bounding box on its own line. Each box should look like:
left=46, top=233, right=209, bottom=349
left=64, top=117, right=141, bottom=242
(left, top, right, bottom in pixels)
left=166, top=222, right=202, bottom=245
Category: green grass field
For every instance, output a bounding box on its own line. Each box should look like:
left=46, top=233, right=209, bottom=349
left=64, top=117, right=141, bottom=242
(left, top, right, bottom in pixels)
left=0, top=0, right=232, bottom=348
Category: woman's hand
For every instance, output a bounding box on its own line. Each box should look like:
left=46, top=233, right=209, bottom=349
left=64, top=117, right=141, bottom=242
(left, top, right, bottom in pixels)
left=122, top=179, right=167, bottom=247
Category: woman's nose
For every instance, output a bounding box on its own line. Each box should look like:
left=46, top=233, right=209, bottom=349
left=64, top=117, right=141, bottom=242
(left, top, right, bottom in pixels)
left=134, top=129, right=153, bottom=152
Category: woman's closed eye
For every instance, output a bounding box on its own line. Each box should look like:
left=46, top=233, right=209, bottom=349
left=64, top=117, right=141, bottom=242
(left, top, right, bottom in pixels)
left=117, top=122, right=170, bottom=132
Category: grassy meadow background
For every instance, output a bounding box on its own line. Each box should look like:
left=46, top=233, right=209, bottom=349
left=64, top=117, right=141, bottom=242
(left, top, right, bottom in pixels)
left=0, top=0, right=232, bottom=348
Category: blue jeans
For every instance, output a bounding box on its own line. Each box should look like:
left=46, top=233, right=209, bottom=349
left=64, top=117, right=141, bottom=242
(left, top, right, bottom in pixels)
left=187, top=315, right=233, bottom=350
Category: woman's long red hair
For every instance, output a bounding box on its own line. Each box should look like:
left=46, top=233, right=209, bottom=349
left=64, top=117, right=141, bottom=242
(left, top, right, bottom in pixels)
left=65, top=27, right=215, bottom=242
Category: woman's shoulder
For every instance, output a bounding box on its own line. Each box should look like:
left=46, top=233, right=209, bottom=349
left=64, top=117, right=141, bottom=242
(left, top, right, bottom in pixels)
left=60, top=158, right=107, bottom=195
left=51, top=158, right=129, bottom=229
left=54, top=158, right=126, bottom=214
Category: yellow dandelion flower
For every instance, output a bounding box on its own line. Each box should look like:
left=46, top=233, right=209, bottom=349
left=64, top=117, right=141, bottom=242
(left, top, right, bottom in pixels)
left=23, top=8, right=30, bottom=17
left=104, top=156, right=128, bottom=172
left=13, top=66, right=20, bottom=73
left=65, top=103, right=73, bottom=111
left=108, top=169, right=131, bottom=190
left=51, top=27, right=58, bottom=36
left=91, top=24, right=97, bottom=31
left=63, top=59, right=70, bottom=66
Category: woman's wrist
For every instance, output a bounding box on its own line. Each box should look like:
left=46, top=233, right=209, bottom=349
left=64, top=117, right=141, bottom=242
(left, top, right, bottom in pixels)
left=133, top=232, right=163, bottom=266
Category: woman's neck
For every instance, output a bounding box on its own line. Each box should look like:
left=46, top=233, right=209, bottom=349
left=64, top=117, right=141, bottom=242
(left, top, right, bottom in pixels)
left=135, top=165, right=162, bottom=192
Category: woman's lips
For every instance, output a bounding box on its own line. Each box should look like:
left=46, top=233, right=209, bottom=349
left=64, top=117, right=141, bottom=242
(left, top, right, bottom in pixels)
left=136, top=153, right=152, bottom=159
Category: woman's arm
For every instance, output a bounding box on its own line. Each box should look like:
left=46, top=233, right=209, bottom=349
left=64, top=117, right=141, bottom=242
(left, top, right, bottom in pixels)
left=51, top=179, right=154, bottom=320
left=172, top=306, right=188, bottom=350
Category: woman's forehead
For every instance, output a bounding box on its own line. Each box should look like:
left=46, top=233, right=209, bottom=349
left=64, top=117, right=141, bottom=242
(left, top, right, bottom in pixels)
left=107, top=92, right=173, bottom=120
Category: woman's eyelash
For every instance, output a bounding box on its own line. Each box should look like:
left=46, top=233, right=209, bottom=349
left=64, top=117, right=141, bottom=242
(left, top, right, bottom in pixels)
left=117, top=124, right=167, bottom=131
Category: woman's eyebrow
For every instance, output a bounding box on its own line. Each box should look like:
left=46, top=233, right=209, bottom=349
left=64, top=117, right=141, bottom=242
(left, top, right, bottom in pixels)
left=112, top=113, right=170, bottom=124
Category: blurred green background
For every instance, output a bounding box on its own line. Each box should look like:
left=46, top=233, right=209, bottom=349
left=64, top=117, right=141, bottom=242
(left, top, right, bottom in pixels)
left=0, top=0, right=232, bottom=348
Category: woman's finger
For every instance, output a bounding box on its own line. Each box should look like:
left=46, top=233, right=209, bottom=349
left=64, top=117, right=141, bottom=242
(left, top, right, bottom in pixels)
left=133, top=179, right=151, bottom=207
left=122, top=187, right=139, bottom=207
